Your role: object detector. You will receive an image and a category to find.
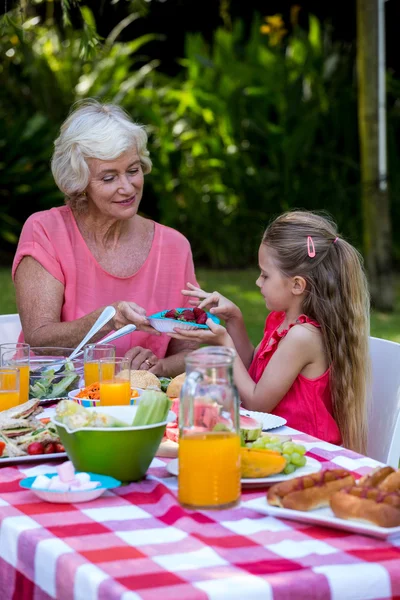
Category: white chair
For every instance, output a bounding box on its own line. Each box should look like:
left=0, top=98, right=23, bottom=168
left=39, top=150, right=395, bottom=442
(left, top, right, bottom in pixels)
left=367, top=336, right=400, bottom=467
left=0, top=313, right=22, bottom=345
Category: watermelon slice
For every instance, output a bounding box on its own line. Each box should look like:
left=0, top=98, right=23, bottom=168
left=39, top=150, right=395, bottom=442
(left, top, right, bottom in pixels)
left=240, top=415, right=262, bottom=443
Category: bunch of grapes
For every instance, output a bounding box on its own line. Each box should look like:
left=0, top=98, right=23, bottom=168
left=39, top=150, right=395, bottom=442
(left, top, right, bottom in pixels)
left=249, top=435, right=307, bottom=475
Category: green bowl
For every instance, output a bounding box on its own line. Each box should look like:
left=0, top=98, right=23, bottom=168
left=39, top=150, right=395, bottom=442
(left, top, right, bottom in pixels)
left=52, top=406, right=175, bottom=482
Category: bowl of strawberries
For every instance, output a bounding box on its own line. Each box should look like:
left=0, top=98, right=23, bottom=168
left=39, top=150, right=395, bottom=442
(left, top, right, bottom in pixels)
left=147, top=307, right=220, bottom=333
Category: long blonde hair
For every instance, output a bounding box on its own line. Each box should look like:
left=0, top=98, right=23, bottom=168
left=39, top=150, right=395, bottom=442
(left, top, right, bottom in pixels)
left=262, top=211, right=370, bottom=453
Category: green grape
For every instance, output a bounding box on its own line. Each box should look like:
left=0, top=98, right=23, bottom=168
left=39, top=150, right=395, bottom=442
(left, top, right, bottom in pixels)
left=268, top=436, right=281, bottom=444
left=269, top=445, right=283, bottom=454
left=291, top=453, right=306, bottom=467
left=297, top=455, right=307, bottom=467
left=282, top=443, right=295, bottom=455
left=282, top=453, right=291, bottom=463
left=252, top=439, right=265, bottom=449
left=283, top=463, right=296, bottom=475
left=294, top=444, right=307, bottom=456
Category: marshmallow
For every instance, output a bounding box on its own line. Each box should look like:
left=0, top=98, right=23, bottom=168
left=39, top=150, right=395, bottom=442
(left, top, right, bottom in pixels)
left=31, top=475, right=51, bottom=490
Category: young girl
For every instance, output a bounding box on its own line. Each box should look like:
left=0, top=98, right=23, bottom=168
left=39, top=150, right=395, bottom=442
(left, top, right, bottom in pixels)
left=168, top=211, right=370, bottom=454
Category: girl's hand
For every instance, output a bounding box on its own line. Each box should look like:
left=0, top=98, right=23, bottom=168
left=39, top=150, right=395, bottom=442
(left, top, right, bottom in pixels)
left=168, top=318, right=232, bottom=347
left=182, top=283, right=242, bottom=322
left=113, top=301, right=160, bottom=335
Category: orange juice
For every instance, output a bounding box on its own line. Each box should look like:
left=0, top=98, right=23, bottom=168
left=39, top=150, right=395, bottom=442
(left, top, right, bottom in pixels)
left=18, top=364, right=29, bottom=404
left=100, top=380, right=131, bottom=406
left=0, top=390, right=20, bottom=410
left=178, top=431, right=241, bottom=509
left=84, top=362, right=115, bottom=386
left=0, top=370, right=19, bottom=411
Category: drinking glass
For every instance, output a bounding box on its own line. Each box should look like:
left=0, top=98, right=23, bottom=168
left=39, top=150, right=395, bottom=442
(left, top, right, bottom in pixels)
left=99, top=358, right=131, bottom=406
left=0, top=367, right=20, bottom=411
left=0, top=343, right=30, bottom=404
left=178, top=346, right=241, bottom=509
left=83, top=344, right=116, bottom=386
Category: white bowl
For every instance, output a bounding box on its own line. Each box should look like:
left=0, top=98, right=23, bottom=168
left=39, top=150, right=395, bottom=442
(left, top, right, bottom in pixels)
left=147, top=308, right=220, bottom=334
left=19, top=472, right=121, bottom=503
left=68, top=387, right=144, bottom=407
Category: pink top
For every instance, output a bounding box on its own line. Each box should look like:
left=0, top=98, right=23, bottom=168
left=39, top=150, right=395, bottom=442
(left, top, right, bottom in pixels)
left=12, top=206, right=199, bottom=358
left=248, top=311, right=342, bottom=445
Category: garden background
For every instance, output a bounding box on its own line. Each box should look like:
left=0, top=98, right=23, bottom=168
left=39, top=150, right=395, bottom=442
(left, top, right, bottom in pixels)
left=1, top=0, right=400, bottom=344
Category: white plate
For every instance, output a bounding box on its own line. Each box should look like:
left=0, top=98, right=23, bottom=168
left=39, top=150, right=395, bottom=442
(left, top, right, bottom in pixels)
left=240, top=409, right=287, bottom=431
left=0, top=452, right=67, bottom=465
left=166, top=456, right=321, bottom=487
left=244, top=496, right=400, bottom=540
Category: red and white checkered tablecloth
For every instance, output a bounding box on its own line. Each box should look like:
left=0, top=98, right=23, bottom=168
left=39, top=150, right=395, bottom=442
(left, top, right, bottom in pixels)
left=1, top=427, right=400, bottom=600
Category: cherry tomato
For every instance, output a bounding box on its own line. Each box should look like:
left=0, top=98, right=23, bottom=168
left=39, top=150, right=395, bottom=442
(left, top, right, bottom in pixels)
left=43, top=443, right=56, bottom=454
left=27, top=442, right=45, bottom=455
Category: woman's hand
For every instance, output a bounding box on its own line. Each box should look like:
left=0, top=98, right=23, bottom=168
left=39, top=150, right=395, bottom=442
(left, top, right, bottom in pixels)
left=124, top=346, right=160, bottom=371
left=182, top=283, right=242, bottom=323
left=113, top=301, right=160, bottom=335
left=168, top=318, right=233, bottom=347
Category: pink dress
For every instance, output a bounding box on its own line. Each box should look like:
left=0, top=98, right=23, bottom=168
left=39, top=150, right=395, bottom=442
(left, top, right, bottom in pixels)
left=12, top=206, right=199, bottom=358
left=248, top=311, right=342, bottom=444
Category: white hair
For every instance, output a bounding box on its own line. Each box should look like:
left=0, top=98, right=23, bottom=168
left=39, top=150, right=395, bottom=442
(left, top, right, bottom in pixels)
left=51, top=99, right=152, bottom=210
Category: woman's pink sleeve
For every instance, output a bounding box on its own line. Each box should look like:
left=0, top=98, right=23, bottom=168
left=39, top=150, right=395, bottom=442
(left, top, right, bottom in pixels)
left=12, top=216, right=65, bottom=284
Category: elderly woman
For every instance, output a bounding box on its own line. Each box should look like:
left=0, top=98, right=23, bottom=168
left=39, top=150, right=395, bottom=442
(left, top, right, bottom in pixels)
left=12, top=100, right=199, bottom=376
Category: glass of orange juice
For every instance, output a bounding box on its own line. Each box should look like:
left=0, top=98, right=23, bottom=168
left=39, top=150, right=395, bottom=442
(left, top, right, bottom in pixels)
left=0, top=343, right=30, bottom=404
left=83, top=344, right=116, bottom=386
left=178, top=346, right=241, bottom=510
left=0, top=367, right=20, bottom=411
left=99, top=358, right=131, bottom=406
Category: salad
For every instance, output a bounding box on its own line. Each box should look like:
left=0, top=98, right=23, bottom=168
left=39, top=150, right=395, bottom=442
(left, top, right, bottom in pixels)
left=29, top=360, right=81, bottom=400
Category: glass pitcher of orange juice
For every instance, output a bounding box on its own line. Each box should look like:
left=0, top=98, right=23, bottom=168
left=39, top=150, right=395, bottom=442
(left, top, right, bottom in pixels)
left=178, top=346, right=241, bottom=510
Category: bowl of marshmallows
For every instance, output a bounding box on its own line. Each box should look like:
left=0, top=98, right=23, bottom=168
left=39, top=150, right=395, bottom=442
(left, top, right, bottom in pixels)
left=19, top=460, right=121, bottom=503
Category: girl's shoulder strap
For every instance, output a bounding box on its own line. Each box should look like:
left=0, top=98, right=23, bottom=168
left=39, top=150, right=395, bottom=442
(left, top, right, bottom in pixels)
left=295, top=314, right=321, bottom=329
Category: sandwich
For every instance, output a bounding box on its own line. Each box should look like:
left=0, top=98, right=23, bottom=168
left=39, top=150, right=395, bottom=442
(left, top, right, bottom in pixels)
left=129, top=370, right=161, bottom=390
left=0, top=432, right=26, bottom=458
left=166, top=373, right=185, bottom=398
left=0, top=398, right=42, bottom=421
left=0, top=417, right=40, bottom=438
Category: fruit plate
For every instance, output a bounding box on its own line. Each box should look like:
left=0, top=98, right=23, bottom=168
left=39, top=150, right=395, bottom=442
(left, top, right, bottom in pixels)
left=166, top=456, right=321, bottom=487
left=0, top=452, right=67, bottom=465
left=243, top=496, right=400, bottom=540
left=20, top=472, right=121, bottom=503
left=240, top=409, right=287, bottom=431
left=148, top=308, right=220, bottom=333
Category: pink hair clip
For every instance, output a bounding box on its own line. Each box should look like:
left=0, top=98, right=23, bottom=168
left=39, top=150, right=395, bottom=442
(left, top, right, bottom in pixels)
left=333, top=237, right=339, bottom=244
left=307, top=236, right=316, bottom=258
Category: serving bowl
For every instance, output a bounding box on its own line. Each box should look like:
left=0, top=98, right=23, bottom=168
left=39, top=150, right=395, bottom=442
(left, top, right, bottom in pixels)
left=68, top=387, right=144, bottom=407
left=52, top=405, right=176, bottom=482
left=148, top=308, right=220, bottom=334
left=29, top=347, right=84, bottom=400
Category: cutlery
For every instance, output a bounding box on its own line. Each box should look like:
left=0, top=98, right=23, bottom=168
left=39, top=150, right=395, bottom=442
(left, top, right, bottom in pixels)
left=72, top=324, right=137, bottom=359
left=40, top=306, right=117, bottom=374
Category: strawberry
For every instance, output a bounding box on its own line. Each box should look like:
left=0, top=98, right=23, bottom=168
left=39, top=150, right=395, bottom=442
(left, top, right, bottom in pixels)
left=193, top=307, right=205, bottom=319
left=164, top=309, right=177, bottom=319
left=179, top=309, right=195, bottom=322
left=196, top=311, right=208, bottom=325
left=54, top=443, right=65, bottom=453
